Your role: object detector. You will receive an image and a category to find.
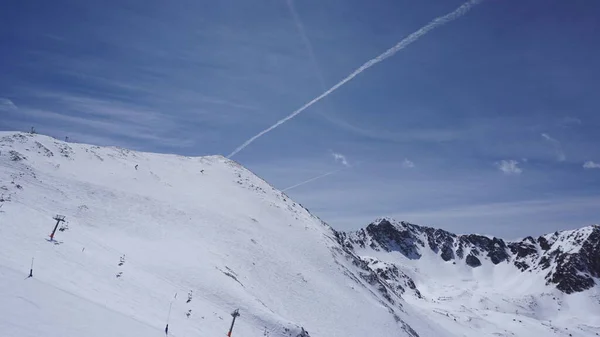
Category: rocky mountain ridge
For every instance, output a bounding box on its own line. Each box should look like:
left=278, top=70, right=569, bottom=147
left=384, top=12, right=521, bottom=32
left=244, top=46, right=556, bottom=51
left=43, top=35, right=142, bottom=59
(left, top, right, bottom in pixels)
left=336, top=218, right=600, bottom=294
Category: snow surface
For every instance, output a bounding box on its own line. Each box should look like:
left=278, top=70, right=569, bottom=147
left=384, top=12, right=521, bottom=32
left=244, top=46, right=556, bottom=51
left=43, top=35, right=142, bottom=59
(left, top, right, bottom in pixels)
left=1, top=131, right=599, bottom=337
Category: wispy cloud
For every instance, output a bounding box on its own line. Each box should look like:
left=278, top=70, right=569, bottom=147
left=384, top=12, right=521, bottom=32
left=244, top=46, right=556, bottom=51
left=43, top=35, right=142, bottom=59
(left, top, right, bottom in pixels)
left=402, top=158, right=415, bottom=168
left=289, top=175, right=600, bottom=237
left=541, top=133, right=566, bottom=161
left=322, top=114, right=463, bottom=143
left=583, top=161, right=600, bottom=169
left=5, top=92, right=197, bottom=149
left=0, top=98, right=18, bottom=111
left=496, top=159, right=522, bottom=175
left=559, top=116, right=582, bottom=127
left=332, top=152, right=350, bottom=167
left=391, top=196, right=600, bottom=237
left=29, top=91, right=167, bottom=124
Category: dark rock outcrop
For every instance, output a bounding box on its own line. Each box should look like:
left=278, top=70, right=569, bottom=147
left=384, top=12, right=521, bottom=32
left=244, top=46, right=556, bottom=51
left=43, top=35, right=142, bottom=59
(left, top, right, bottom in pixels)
left=364, top=219, right=423, bottom=259
left=546, top=226, right=600, bottom=293
left=466, top=254, right=482, bottom=267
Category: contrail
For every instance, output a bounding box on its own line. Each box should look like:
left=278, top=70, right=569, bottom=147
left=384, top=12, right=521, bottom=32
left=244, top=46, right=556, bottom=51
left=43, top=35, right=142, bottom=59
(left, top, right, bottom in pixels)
left=286, top=0, right=328, bottom=89
left=287, top=0, right=345, bottom=142
left=282, top=168, right=345, bottom=192
left=541, top=133, right=566, bottom=161
left=227, top=0, right=485, bottom=158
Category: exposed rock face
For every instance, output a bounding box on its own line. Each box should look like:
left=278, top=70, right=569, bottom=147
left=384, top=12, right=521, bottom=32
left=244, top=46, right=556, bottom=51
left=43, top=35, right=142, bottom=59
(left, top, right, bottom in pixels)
left=332, top=230, right=421, bottom=303
left=337, top=218, right=600, bottom=294
left=465, top=254, right=482, bottom=267
left=505, top=225, right=600, bottom=293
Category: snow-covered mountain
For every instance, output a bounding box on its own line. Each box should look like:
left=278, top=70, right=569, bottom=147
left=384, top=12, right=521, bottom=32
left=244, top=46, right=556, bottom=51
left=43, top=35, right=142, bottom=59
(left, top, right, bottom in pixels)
left=1, top=131, right=599, bottom=337
left=334, top=218, right=600, bottom=336
left=337, top=218, right=600, bottom=294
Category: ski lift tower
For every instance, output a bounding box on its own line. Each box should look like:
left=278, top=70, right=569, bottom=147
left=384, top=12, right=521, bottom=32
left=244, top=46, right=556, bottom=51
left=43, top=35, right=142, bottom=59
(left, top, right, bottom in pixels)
left=50, top=215, right=66, bottom=241
left=227, top=309, right=240, bottom=337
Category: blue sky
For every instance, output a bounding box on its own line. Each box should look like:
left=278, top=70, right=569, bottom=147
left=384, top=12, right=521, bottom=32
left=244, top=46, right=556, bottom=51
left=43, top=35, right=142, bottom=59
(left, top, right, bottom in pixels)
left=1, top=0, right=599, bottom=238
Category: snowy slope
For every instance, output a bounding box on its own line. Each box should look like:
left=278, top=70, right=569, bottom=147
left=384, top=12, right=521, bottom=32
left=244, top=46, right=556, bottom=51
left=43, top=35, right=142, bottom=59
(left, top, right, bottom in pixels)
left=1, top=131, right=599, bottom=337
left=0, top=132, right=448, bottom=337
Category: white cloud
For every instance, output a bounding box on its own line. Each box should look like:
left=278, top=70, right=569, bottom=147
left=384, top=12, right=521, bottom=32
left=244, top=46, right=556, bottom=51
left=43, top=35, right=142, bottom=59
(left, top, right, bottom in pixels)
left=541, top=133, right=566, bottom=161
left=402, top=158, right=415, bottom=169
left=496, top=160, right=522, bottom=175
left=583, top=161, right=600, bottom=169
left=332, top=152, right=350, bottom=167
left=0, top=98, right=17, bottom=110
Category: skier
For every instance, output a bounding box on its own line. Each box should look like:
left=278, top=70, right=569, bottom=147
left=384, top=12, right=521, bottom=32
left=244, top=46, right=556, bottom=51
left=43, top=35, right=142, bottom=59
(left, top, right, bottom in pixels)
left=187, top=290, right=193, bottom=303
left=165, top=324, right=169, bottom=335
left=135, top=164, right=138, bottom=170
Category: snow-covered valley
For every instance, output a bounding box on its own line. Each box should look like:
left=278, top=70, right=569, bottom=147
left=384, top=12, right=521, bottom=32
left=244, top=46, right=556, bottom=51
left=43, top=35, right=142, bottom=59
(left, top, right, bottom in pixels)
left=1, top=131, right=599, bottom=337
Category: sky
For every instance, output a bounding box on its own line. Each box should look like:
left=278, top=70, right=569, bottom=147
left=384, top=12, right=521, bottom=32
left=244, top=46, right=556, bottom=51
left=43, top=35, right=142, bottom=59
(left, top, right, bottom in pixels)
left=1, top=0, right=599, bottom=238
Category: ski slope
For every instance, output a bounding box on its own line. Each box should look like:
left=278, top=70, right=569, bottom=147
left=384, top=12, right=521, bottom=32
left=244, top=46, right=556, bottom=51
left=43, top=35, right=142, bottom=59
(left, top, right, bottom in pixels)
left=1, top=131, right=598, bottom=337
left=0, top=132, right=445, bottom=337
